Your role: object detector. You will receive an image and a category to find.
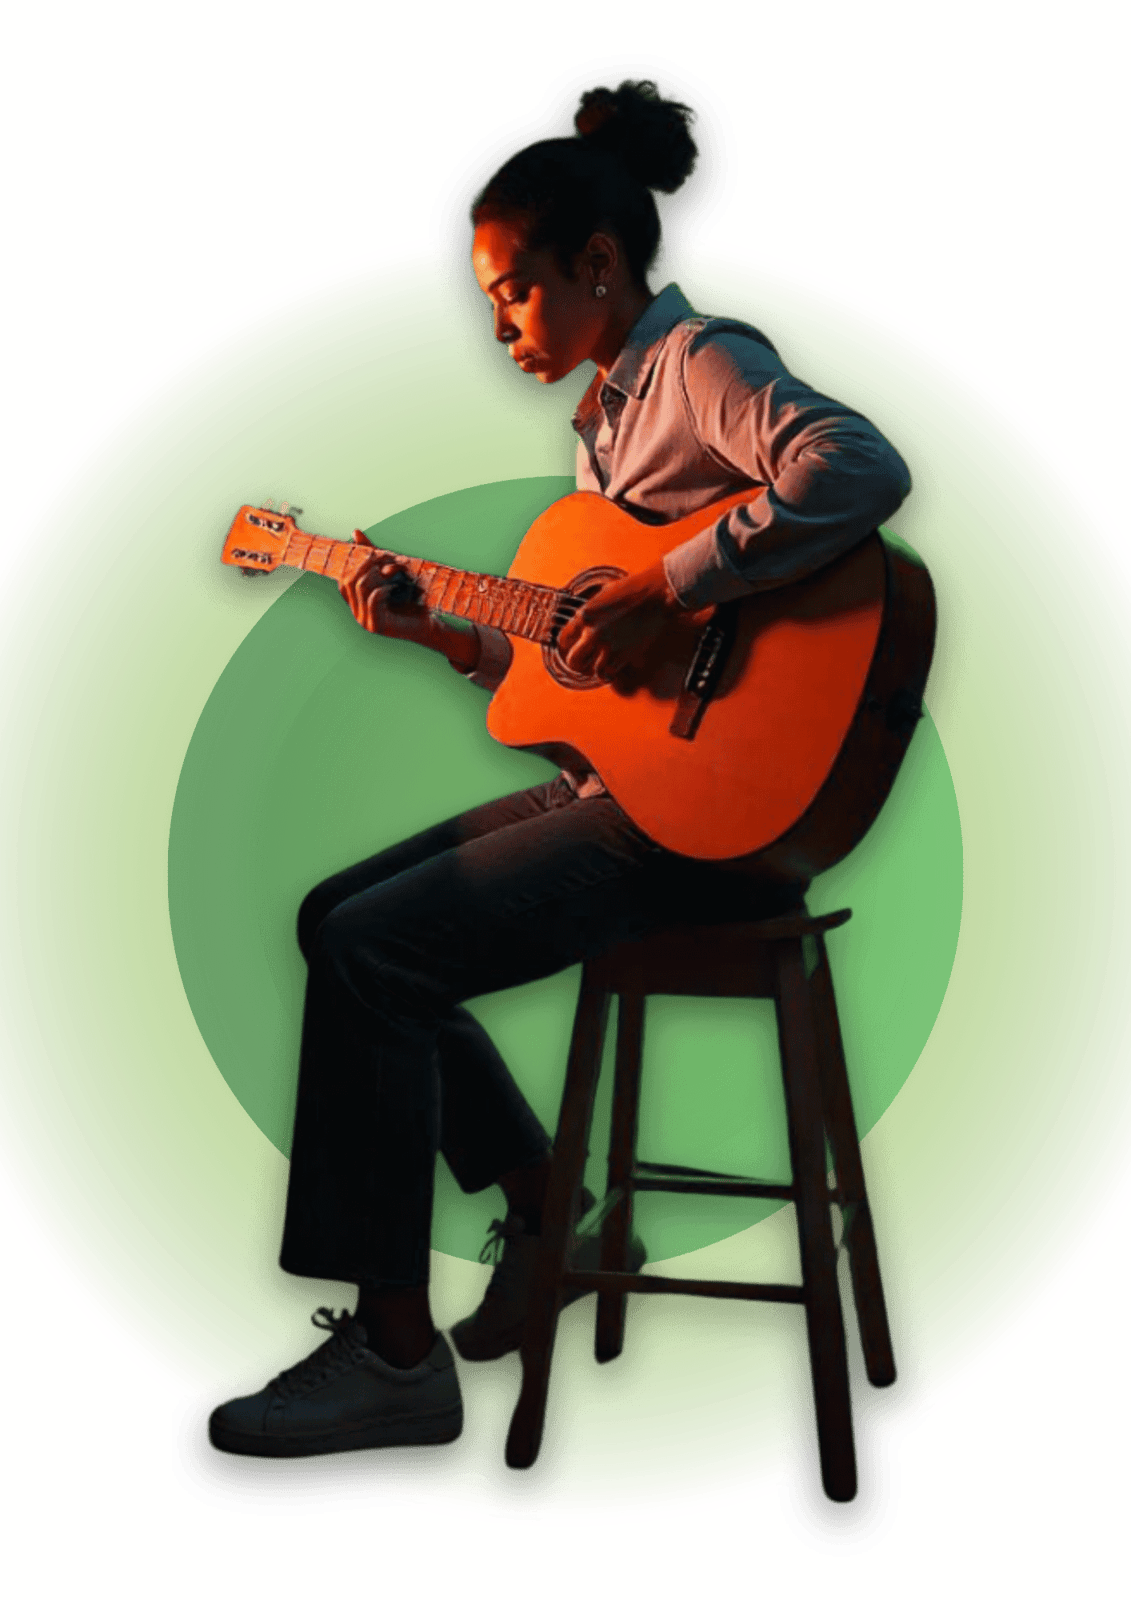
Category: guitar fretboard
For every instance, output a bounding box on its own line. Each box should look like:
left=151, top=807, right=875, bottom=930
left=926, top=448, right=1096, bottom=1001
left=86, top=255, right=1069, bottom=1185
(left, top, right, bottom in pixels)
left=282, top=531, right=578, bottom=644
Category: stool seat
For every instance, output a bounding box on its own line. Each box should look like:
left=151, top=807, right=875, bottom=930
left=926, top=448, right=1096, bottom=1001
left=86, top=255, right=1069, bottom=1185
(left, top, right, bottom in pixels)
left=586, top=908, right=852, bottom=997
left=504, top=907, right=895, bottom=1503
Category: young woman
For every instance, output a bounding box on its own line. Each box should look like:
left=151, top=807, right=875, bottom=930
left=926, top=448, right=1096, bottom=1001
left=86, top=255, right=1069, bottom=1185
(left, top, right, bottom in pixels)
left=209, top=81, right=911, bottom=1458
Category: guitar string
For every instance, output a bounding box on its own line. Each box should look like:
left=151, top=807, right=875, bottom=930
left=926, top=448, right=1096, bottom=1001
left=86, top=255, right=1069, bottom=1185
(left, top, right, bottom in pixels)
left=278, top=531, right=587, bottom=645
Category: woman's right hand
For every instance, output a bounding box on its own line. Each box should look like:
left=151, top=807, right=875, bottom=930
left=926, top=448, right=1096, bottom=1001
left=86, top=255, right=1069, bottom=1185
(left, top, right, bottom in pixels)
left=339, top=532, right=435, bottom=648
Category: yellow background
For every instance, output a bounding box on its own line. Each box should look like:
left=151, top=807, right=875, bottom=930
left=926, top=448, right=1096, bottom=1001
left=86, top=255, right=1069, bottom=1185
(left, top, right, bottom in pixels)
left=0, top=3, right=1126, bottom=1587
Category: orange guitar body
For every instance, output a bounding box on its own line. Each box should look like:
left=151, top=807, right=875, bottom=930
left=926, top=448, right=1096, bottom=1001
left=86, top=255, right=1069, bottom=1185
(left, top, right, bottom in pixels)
left=221, top=491, right=936, bottom=873
left=486, top=492, right=935, bottom=872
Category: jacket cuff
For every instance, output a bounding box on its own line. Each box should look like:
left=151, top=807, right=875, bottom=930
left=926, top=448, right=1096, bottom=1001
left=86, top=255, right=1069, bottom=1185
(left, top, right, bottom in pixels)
left=662, top=526, right=757, bottom=609
left=451, top=624, right=513, bottom=693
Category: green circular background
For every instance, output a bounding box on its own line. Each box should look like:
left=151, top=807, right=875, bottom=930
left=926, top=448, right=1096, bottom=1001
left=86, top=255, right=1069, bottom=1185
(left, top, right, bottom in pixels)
left=168, top=475, right=963, bottom=1263
left=2, top=240, right=1131, bottom=1523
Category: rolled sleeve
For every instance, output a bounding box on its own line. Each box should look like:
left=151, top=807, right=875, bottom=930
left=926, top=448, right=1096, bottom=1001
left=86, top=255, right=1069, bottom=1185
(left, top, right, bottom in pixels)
left=663, top=330, right=912, bottom=607
left=451, top=624, right=513, bottom=693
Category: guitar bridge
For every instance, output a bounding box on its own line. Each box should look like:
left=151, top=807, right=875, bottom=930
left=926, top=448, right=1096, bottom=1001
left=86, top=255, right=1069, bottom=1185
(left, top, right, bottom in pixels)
left=669, top=604, right=738, bottom=740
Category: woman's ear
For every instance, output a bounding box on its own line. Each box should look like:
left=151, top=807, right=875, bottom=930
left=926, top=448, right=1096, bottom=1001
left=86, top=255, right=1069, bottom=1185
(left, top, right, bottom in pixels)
left=584, top=231, right=619, bottom=288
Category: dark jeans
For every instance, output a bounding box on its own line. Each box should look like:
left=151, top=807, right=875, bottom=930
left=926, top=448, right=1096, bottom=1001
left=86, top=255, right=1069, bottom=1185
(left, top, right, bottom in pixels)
left=279, top=776, right=804, bottom=1290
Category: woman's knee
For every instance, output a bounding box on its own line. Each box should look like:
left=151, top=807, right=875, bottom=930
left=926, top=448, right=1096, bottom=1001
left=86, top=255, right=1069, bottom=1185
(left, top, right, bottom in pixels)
left=295, top=838, right=435, bottom=960
left=311, top=894, right=450, bottom=1025
left=297, top=878, right=345, bottom=962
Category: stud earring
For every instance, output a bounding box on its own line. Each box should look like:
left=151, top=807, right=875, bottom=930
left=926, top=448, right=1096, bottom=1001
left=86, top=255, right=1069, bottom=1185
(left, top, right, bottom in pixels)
left=594, top=284, right=608, bottom=298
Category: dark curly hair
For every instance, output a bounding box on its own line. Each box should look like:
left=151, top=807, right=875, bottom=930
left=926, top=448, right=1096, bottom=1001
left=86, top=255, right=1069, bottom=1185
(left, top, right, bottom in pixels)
left=471, top=80, right=697, bottom=287
left=428, top=58, right=739, bottom=294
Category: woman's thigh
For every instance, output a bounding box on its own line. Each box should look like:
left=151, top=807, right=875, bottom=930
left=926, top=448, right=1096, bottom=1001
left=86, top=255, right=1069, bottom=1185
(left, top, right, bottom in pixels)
left=296, top=776, right=575, bottom=958
left=310, top=789, right=669, bottom=1018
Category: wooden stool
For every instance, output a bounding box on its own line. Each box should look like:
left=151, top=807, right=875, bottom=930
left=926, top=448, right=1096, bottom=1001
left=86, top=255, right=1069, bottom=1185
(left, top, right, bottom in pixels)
left=504, top=908, right=896, bottom=1501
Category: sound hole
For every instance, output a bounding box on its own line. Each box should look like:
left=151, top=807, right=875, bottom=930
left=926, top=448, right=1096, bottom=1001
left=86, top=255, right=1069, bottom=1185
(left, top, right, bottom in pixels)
left=542, top=565, right=628, bottom=690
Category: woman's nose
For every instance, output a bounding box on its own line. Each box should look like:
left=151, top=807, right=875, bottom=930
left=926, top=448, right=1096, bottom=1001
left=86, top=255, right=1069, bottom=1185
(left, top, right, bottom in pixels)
left=494, top=305, right=518, bottom=344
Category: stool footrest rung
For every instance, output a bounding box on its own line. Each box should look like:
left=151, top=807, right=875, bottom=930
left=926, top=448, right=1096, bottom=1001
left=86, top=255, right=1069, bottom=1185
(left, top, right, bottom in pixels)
left=561, top=1269, right=805, bottom=1304
left=633, top=1159, right=793, bottom=1202
left=634, top=1176, right=794, bottom=1200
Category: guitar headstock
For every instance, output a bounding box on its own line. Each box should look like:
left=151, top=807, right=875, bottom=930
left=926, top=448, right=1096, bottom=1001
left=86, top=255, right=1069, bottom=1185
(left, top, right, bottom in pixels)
left=221, top=503, right=302, bottom=575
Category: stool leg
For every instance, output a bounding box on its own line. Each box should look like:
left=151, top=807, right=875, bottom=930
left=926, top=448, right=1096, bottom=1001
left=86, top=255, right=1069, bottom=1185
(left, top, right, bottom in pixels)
left=595, top=990, right=645, bottom=1363
left=810, top=938, right=896, bottom=1388
left=506, top=974, right=611, bottom=1470
left=776, top=941, right=857, bottom=1503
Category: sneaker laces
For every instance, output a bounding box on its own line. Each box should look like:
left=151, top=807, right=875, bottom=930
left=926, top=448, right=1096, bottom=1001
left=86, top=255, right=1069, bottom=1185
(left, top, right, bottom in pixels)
left=477, top=1201, right=595, bottom=1276
left=476, top=1216, right=536, bottom=1305
left=478, top=1215, right=527, bottom=1266
left=267, top=1308, right=370, bottom=1400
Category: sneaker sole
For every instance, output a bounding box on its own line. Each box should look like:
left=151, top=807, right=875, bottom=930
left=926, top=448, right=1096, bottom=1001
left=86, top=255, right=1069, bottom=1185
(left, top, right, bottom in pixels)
left=209, top=1403, right=463, bottom=1458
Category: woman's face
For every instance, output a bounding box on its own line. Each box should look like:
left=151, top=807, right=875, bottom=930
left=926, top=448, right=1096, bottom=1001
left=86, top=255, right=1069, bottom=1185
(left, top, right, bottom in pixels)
left=472, top=218, right=605, bottom=384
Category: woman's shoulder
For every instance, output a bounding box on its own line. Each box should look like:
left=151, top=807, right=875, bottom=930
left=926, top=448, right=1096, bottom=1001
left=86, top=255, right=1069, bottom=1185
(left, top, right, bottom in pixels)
left=662, top=307, right=787, bottom=402
left=639, top=286, right=778, bottom=361
left=626, top=286, right=788, bottom=409
left=678, top=311, right=779, bottom=358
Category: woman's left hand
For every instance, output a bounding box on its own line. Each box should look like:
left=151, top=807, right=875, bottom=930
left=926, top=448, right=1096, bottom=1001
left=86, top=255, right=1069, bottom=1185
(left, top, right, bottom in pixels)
left=557, top=560, right=686, bottom=682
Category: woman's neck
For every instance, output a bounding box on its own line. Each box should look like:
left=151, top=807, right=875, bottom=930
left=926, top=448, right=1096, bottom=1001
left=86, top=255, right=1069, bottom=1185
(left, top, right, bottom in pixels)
left=592, top=284, right=654, bottom=380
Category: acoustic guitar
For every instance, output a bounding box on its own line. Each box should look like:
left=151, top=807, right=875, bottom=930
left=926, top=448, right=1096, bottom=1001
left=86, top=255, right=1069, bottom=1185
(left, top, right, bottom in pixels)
left=221, top=492, right=935, bottom=873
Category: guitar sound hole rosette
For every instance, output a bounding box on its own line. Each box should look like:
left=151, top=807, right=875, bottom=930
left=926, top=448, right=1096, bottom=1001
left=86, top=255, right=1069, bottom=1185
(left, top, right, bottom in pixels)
left=542, top=565, right=628, bottom=690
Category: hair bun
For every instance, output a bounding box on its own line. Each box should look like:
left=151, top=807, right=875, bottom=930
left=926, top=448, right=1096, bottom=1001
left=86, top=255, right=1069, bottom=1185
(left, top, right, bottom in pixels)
left=574, top=79, right=697, bottom=194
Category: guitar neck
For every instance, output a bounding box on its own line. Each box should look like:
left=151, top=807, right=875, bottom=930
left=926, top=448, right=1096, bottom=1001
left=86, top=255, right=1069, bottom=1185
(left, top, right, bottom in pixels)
left=282, top=530, right=571, bottom=644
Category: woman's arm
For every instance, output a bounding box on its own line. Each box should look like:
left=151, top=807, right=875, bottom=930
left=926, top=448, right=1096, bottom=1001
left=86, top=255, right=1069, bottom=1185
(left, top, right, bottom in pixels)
left=560, top=327, right=912, bottom=682
left=662, top=328, right=912, bottom=609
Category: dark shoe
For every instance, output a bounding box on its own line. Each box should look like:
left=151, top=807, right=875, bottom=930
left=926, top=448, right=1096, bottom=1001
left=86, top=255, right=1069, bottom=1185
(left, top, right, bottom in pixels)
left=450, top=1191, right=647, bottom=1362
left=209, top=1309, right=463, bottom=1458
